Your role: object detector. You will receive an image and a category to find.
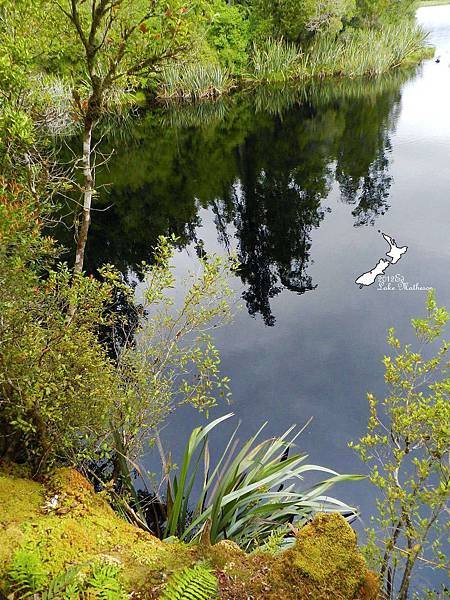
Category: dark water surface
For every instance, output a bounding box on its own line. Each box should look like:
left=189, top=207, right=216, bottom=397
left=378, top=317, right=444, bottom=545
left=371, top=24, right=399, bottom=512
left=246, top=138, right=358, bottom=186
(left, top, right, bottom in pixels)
left=70, top=5, right=450, bottom=588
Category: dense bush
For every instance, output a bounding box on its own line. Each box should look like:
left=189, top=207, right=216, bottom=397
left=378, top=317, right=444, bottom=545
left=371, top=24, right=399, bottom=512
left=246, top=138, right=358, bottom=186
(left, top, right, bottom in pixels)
left=247, top=0, right=357, bottom=42
left=352, top=0, right=416, bottom=28
left=0, top=183, right=125, bottom=472
left=206, top=0, right=251, bottom=72
left=0, top=182, right=236, bottom=476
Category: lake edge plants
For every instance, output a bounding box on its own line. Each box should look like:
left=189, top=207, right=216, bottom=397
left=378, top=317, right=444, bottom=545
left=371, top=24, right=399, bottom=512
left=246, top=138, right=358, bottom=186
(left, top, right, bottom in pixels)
left=351, top=291, right=450, bottom=599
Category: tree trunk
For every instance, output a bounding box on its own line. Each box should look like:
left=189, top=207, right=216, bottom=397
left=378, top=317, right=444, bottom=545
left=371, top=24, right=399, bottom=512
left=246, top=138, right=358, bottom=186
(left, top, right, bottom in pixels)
left=74, top=117, right=94, bottom=275
left=398, top=548, right=419, bottom=600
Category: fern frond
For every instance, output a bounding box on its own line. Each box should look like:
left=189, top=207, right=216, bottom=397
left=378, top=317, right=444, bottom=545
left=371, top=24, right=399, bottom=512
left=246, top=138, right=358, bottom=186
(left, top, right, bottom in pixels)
left=87, top=563, right=127, bottom=600
left=41, top=565, right=81, bottom=599
left=7, top=548, right=48, bottom=596
left=161, top=565, right=218, bottom=600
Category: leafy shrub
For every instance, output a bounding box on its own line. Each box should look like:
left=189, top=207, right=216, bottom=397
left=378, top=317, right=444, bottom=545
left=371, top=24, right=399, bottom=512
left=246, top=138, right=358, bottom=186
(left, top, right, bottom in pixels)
left=351, top=292, right=450, bottom=599
left=161, top=565, right=218, bottom=600
left=0, top=183, right=236, bottom=477
left=0, top=29, right=35, bottom=170
left=248, top=0, right=356, bottom=42
left=352, top=0, right=416, bottom=28
left=206, top=0, right=250, bottom=72
left=0, top=182, right=126, bottom=472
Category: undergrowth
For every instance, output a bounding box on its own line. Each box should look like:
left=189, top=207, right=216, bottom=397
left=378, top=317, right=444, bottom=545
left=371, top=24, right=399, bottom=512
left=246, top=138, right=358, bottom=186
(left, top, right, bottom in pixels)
left=7, top=549, right=127, bottom=599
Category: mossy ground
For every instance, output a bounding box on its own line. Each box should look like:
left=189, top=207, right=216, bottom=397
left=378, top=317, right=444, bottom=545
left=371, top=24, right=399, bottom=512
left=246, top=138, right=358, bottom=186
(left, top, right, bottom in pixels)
left=0, top=465, right=379, bottom=599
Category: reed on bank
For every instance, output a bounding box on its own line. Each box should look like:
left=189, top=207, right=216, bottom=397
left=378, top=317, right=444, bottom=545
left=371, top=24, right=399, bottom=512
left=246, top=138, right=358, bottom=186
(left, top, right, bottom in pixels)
left=156, top=22, right=431, bottom=97
left=157, top=63, right=232, bottom=100
left=305, top=22, right=430, bottom=78
left=248, top=22, right=430, bottom=82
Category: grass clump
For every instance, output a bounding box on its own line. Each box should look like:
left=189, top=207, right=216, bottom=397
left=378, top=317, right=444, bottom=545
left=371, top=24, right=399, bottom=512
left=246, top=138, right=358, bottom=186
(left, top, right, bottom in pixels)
left=247, top=23, right=429, bottom=84
left=249, top=38, right=304, bottom=82
left=307, top=23, right=430, bottom=77
left=158, top=63, right=232, bottom=100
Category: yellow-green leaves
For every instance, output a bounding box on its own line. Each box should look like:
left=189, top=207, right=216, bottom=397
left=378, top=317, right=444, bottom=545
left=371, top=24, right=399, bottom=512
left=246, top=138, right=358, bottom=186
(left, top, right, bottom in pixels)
left=351, top=291, right=449, bottom=599
left=112, top=235, right=236, bottom=460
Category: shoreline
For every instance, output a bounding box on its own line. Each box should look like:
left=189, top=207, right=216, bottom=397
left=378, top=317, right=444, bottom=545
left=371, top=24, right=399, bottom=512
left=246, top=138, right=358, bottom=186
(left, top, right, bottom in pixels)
left=153, top=48, right=433, bottom=105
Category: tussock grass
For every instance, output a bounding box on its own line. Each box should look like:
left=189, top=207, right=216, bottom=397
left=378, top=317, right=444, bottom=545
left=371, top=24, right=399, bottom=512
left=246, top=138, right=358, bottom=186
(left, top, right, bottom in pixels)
left=306, top=23, right=430, bottom=78
left=158, top=63, right=232, bottom=100
left=250, top=38, right=304, bottom=82
left=248, top=23, right=429, bottom=83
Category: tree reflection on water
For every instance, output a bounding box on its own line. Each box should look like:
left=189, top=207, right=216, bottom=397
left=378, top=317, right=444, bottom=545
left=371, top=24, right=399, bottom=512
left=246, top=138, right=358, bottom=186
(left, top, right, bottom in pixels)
left=56, top=69, right=413, bottom=325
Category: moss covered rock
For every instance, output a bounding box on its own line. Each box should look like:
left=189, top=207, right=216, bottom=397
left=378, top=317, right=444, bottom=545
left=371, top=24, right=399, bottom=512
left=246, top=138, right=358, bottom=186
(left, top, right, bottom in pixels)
left=0, top=466, right=378, bottom=599
left=280, top=513, right=378, bottom=599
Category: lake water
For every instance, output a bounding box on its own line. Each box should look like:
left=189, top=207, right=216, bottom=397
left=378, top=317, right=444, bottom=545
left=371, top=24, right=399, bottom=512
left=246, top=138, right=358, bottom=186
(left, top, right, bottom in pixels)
left=73, top=5, right=450, bottom=590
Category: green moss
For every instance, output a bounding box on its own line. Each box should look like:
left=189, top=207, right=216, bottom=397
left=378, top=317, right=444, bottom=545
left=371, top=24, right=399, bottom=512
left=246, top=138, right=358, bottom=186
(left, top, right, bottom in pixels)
left=0, top=466, right=195, bottom=595
left=279, top=513, right=376, bottom=599
left=0, top=471, right=43, bottom=573
left=0, top=468, right=379, bottom=599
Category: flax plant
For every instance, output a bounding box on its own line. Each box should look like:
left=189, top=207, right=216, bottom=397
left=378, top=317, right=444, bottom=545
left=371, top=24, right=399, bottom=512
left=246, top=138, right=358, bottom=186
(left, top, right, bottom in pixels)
left=165, top=413, right=363, bottom=549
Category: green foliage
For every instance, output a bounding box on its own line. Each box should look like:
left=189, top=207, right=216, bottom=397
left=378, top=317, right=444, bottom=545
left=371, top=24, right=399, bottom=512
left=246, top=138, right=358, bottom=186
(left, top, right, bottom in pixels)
left=113, top=235, right=236, bottom=461
left=247, top=0, right=416, bottom=41
left=256, top=527, right=291, bottom=555
left=0, top=178, right=236, bottom=475
left=351, top=291, right=450, bottom=599
left=0, top=11, right=35, bottom=168
left=0, top=183, right=128, bottom=472
left=206, top=1, right=250, bottom=72
left=41, top=566, right=82, bottom=600
left=161, top=564, right=218, bottom=600
left=248, top=0, right=356, bottom=41
left=49, top=0, right=203, bottom=117
left=165, top=413, right=363, bottom=549
left=353, top=0, right=416, bottom=27
left=308, top=22, right=429, bottom=77
left=0, top=0, right=81, bottom=75
left=245, top=21, right=427, bottom=83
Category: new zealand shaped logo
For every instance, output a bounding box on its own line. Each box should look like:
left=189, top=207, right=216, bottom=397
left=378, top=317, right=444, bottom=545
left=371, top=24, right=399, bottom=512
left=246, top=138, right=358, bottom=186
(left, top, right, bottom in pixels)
left=355, top=231, right=408, bottom=289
